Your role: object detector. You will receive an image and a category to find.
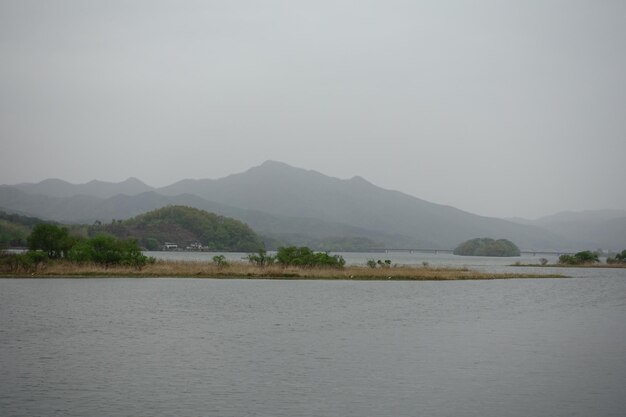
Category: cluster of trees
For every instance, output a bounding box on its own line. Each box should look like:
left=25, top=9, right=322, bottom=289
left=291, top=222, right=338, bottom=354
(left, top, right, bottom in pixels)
left=246, top=247, right=345, bottom=268
left=0, top=224, right=152, bottom=273
left=558, top=249, right=626, bottom=265
left=558, top=251, right=599, bottom=265
left=453, top=238, right=521, bottom=257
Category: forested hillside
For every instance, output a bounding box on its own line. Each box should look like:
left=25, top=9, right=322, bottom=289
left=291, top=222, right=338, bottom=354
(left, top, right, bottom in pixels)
left=91, top=205, right=264, bottom=252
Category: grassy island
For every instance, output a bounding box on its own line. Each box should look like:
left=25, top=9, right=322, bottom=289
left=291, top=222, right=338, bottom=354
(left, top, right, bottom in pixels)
left=0, top=259, right=565, bottom=280
left=1, top=226, right=565, bottom=280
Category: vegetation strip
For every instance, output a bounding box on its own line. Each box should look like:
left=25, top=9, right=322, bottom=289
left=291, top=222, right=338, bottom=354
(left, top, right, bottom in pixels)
left=0, top=260, right=564, bottom=280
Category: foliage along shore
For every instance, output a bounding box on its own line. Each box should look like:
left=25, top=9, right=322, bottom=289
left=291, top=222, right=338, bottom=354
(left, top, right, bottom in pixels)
left=511, top=263, right=626, bottom=269
left=0, top=259, right=565, bottom=280
left=511, top=250, right=626, bottom=268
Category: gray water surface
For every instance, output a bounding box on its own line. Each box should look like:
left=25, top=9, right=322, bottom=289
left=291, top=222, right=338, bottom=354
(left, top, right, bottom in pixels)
left=1, top=276, right=625, bottom=417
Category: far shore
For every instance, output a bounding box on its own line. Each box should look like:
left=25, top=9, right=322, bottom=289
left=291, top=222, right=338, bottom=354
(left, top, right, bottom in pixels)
left=1, top=259, right=565, bottom=280
left=511, top=263, right=626, bottom=269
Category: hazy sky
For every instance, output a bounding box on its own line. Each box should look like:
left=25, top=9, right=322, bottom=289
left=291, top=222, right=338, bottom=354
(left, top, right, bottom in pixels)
left=1, top=1, right=625, bottom=219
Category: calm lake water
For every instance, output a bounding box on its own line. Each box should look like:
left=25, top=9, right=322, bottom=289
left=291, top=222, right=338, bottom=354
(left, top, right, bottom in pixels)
left=1, top=262, right=626, bottom=416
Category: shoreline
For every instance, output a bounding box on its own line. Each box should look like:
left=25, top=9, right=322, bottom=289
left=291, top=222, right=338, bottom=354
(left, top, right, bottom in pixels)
left=0, top=260, right=565, bottom=280
left=511, top=263, right=626, bottom=269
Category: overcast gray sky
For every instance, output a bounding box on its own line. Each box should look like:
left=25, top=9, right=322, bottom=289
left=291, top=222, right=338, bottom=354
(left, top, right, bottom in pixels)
left=1, top=0, right=625, bottom=219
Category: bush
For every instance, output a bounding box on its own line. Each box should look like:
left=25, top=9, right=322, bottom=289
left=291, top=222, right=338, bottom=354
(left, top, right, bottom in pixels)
left=276, top=246, right=345, bottom=268
left=607, top=250, right=626, bottom=264
left=246, top=249, right=275, bottom=267
left=366, top=259, right=377, bottom=268
left=212, top=255, right=229, bottom=267
left=0, top=251, right=49, bottom=273
left=377, top=259, right=392, bottom=268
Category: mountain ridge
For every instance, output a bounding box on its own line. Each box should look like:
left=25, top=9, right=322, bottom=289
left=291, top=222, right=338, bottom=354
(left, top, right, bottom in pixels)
left=2, top=161, right=625, bottom=251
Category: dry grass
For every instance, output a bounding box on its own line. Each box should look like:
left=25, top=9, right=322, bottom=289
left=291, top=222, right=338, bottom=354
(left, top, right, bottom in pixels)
left=2, top=259, right=565, bottom=280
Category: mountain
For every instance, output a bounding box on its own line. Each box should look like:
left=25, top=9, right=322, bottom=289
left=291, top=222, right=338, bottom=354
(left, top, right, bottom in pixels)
left=509, top=210, right=626, bottom=250
left=4, top=161, right=623, bottom=251
left=13, top=177, right=153, bottom=199
left=157, top=161, right=564, bottom=250
left=94, top=206, right=264, bottom=251
left=0, top=186, right=410, bottom=250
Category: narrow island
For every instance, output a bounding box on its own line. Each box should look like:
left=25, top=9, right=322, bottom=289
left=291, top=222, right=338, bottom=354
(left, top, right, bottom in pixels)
left=511, top=250, right=626, bottom=268
left=0, top=207, right=565, bottom=280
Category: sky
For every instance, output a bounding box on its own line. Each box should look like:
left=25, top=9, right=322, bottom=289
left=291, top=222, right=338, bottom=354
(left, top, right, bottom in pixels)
left=1, top=0, right=625, bottom=219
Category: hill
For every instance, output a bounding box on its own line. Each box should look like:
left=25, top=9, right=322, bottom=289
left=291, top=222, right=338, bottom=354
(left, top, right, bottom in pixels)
left=0, top=210, right=50, bottom=248
left=13, top=177, right=153, bottom=199
left=453, top=238, right=521, bottom=257
left=0, top=186, right=418, bottom=250
left=5, top=161, right=624, bottom=251
left=91, top=206, right=264, bottom=252
left=508, top=210, right=626, bottom=250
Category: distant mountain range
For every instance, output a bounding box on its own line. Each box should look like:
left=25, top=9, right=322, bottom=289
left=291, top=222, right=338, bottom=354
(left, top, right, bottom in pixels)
left=2, top=161, right=625, bottom=251
left=506, top=210, right=626, bottom=251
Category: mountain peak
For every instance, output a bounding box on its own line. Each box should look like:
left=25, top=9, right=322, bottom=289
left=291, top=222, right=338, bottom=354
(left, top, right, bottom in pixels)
left=257, top=160, right=296, bottom=170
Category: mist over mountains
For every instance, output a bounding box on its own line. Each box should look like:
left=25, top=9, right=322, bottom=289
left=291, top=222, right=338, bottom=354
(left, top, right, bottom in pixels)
left=3, top=161, right=625, bottom=251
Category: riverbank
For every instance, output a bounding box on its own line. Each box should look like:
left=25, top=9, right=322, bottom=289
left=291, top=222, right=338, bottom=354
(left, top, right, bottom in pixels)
left=1, top=259, right=565, bottom=280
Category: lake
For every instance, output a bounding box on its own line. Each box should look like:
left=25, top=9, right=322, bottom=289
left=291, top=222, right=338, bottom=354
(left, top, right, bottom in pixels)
left=1, top=260, right=625, bottom=416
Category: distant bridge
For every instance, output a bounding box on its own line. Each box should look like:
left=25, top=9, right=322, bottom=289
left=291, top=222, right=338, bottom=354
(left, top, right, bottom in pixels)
left=370, top=248, right=572, bottom=256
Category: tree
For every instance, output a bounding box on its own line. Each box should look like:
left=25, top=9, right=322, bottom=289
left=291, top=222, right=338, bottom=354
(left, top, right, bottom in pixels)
left=27, top=224, right=73, bottom=258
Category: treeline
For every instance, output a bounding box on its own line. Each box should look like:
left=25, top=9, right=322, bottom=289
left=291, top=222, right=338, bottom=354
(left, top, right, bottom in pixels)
left=558, top=250, right=626, bottom=265
left=0, top=224, right=152, bottom=273
left=246, top=247, right=345, bottom=268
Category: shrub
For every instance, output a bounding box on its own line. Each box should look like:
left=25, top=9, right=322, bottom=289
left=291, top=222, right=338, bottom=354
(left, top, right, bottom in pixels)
left=212, top=255, right=229, bottom=267
left=607, top=250, right=626, bottom=264
left=366, top=259, right=377, bottom=269
left=276, top=246, right=345, bottom=268
left=0, top=251, right=49, bottom=273
left=377, top=259, right=392, bottom=268
left=246, top=249, right=275, bottom=267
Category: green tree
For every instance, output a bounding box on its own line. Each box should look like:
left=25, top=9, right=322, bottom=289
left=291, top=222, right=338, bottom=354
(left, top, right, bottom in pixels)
left=27, top=224, right=73, bottom=258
